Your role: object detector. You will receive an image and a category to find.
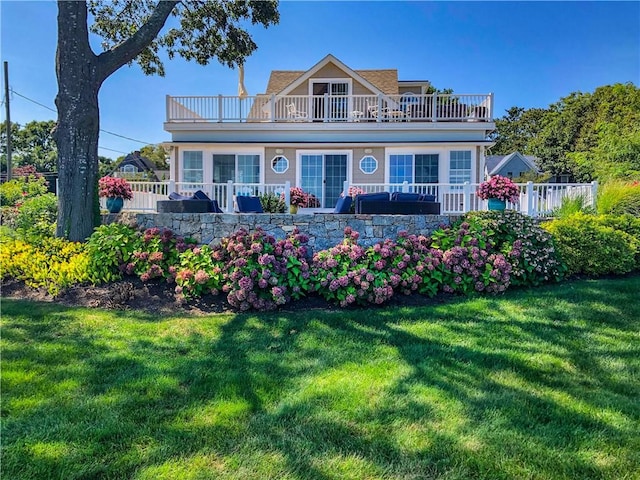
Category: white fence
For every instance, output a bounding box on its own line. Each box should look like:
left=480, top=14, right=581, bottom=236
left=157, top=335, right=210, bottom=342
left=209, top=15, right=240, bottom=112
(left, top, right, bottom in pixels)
left=110, top=180, right=597, bottom=217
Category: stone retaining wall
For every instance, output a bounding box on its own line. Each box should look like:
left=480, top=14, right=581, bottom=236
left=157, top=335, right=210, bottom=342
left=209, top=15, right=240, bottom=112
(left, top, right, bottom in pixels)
left=106, top=213, right=452, bottom=252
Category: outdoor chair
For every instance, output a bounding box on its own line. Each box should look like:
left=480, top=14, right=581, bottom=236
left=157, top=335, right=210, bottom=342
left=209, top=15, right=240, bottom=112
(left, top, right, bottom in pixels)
left=286, top=103, right=308, bottom=122
left=333, top=195, right=352, bottom=214
left=235, top=195, right=264, bottom=213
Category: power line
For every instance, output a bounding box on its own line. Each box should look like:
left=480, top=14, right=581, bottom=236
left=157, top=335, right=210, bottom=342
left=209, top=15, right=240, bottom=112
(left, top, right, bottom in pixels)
left=9, top=88, right=159, bottom=146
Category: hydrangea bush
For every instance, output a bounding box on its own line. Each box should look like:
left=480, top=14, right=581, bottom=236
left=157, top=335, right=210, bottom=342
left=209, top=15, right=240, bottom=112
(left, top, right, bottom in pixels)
left=477, top=175, right=520, bottom=203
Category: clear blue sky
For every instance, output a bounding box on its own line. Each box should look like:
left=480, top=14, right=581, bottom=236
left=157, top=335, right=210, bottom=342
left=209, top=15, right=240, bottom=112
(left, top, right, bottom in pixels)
left=1, top=1, right=638, bottom=159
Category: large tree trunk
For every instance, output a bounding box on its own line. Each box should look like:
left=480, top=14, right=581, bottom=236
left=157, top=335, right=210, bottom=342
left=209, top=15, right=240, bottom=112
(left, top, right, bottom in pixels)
left=53, top=0, right=177, bottom=241
left=54, top=2, right=101, bottom=241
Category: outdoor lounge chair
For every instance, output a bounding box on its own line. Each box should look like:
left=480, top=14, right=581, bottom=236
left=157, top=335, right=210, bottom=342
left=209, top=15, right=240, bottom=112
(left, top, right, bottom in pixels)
left=286, top=103, right=308, bottom=122
left=235, top=195, right=264, bottom=213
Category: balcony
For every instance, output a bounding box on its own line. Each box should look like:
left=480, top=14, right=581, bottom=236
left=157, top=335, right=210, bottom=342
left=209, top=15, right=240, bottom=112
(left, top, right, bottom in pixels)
left=166, top=93, right=494, bottom=124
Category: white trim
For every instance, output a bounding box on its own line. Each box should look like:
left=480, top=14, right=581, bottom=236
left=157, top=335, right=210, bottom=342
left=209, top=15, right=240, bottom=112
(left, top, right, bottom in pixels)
left=276, top=54, right=387, bottom=98
left=359, top=155, right=378, bottom=175
left=271, top=155, right=290, bottom=174
left=384, top=146, right=447, bottom=184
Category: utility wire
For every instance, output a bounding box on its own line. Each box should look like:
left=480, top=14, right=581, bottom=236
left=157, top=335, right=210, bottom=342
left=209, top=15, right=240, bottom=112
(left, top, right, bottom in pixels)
left=9, top=88, right=159, bottom=148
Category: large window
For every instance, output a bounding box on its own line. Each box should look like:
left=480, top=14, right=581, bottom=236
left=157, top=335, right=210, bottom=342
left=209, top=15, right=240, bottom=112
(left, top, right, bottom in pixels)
left=183, top=151, right=203, bottom=183
left=449, top=150, right=471, bottom=185
left=389, top=154, right=439, bottom=183
left=212, top=154, right=260, bottom=183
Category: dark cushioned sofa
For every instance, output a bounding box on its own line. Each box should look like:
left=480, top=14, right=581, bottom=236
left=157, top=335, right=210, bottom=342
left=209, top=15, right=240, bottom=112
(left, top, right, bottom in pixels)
left=355, top=191, right=440, bottom=215
left=157, top=190, right=223, bottom=213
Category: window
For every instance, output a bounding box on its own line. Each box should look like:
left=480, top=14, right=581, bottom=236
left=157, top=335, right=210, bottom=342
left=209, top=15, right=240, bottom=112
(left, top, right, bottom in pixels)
left=121, top=164, right=136, bottom=174
left=212, top=154, right=260, bottom=183
left=415, top=154, right=439, bottom=183
left=271, top=155, right=289, bottom=174
left=389, top=154, right=413, bottom=184
left=183, top=151, right=203, bottom=183
left=449, top=150, right=471, bottom=186
left=507, top=171, right=513, bottom=178
left=389, top=154, right=439, bottom=183
left=359, top=155, right=378, bottom=174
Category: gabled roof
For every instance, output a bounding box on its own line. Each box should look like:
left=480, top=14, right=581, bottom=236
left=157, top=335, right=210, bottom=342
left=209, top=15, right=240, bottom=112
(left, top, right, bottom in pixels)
left=486, top=152, right=539, bottom=175
left=267, top=54, right=399, bottom=97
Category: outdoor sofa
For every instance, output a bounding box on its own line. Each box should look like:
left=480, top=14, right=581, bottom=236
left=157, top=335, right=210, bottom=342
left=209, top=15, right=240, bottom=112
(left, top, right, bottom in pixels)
left=157, top=190, right=223, bottom=213
left=355, top=191, right=441, bottom=215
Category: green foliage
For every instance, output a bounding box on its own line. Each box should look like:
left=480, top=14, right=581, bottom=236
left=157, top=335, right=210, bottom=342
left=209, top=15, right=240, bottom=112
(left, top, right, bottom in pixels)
left=492, top=83, right=640, bottom=181
left=465, top=211, right=566, bottom=286
left=14, top=193, right=58, bottom=242
left=259, top=192, right=286, bottom=213
left=0, top=120, right=57, bottom=172
left=597, top=180, right=640, bottom=216
left=551, top=193, right=596, bottom=219
left=174, top=245, right=224, bottom=299
left=0, top=237, right=89, bottom=296
left=543, top=213, right=638, bottom=276
left=0, top=175, right=49, bottom=207
left=85, top=223, right=142, bottom=284
left=130, top=228, right=196, bottom=282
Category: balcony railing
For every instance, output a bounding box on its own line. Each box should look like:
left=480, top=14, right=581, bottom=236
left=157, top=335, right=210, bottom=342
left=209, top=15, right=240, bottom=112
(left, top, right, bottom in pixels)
left=166, top=93, right=494, bottom=124
left=109, top=180, right=597, bottom=218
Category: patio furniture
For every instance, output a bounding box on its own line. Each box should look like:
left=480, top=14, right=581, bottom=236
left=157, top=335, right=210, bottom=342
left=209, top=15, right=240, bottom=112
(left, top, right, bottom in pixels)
left=355, top=191, right=440, bottom=214
left=236, top=195, right=264, bottom=213
left=159, top=190, right=222, bottom=213
left=286, top=103, right=308, bottom=121
left=333, top=195, right=352, bottom=214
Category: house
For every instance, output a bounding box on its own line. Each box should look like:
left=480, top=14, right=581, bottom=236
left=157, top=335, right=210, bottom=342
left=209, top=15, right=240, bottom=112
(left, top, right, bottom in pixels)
left=484, top=152, right=540, bottom=179
left=163, top=54, right=495, bottom=208
left=112, top=151, right=167, bottom=181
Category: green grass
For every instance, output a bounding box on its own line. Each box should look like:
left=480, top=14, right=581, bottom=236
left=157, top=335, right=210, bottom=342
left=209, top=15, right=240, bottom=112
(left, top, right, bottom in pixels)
left=2, top=276, right=640, bottom=480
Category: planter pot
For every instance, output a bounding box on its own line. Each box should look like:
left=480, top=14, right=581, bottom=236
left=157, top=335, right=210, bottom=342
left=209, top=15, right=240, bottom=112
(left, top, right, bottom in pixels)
left=488, top=198, right=506, bottom=211
left=106, top=197, right=124, bottom=214
left=289, top=204, right=298, bottom=214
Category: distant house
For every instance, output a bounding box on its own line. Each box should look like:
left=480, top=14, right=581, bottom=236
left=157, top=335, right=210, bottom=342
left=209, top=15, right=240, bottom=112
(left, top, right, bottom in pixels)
left=485, top=152, right=539, bottom=179
left=111, top=151, right=167, bottom=181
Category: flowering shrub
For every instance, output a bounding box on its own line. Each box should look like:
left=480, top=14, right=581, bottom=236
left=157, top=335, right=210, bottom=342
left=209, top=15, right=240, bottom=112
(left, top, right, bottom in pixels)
left=477, top=175, right=520, bottom=203
left=433, top=221, right=512, bottom=294
left=127, top=227, right=196, bottom=282
left=85, top=223, right=142, bottom=284
left=465, top=211, right=566, bottom=286
left=175, top=245, right=224, bottom=299
left=392, top=232, right=444, bottom=297
left=311, top=227, right=390, bottom=307
left=98, top=176, right=133, bottom=200
left=212, top=227, right=310, bottom=310
left=285, top=187, right=320, bottom=207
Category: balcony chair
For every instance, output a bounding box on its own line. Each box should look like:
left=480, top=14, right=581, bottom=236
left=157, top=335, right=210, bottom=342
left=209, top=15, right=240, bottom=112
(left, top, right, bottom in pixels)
left=366, top=100, right=383, bottom=120
left=235, top=195, right=264, bottom=213
left=286, top=103, right=308, bottom=122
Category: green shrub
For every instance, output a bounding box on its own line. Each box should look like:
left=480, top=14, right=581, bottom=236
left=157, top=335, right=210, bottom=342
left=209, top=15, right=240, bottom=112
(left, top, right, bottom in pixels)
left=259, top=192, right=286, bottom=213
left=543, top=213, right=638, bottom=276
left=0, top=175, right=48, bottom=207
left=465, top=211, right=566, bottom=286
left=597, top=180, right=640, bottom=217
left=0, top=237, right=89, bottom=296
left=85, top=223, right=142, bottom=284
left=591, top=214, right=640, bottom=269
left=14, top=193, right=57, bottom=242
left=551, top=193, right=595, bottom=219
left=174, top=245, right=224, bottom=299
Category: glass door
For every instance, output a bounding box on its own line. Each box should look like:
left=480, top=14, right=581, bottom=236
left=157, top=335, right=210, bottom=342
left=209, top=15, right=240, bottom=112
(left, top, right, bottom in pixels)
left=311, top=81, right=349, bottom=122
left=330, top=83, right=349, bottom=121
left=300, top=154, right=348, bottom=208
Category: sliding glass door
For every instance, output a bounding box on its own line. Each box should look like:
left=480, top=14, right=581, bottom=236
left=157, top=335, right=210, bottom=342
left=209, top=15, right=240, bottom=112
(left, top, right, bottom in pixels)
left=300, top=154, right=348, bottom=207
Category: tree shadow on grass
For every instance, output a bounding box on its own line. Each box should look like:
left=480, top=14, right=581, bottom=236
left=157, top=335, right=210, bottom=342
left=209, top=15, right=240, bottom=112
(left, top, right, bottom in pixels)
left=2, top=279, right=639, bottom=479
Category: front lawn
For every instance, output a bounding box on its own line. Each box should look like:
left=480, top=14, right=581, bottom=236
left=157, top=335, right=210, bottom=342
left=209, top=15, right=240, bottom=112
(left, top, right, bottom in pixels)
left=2, top=276, right=639, bottom=479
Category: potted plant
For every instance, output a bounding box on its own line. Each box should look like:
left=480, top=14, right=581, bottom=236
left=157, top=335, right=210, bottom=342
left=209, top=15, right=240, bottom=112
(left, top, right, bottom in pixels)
left=476, top=175, right=520, bottom=211
left=284, top=186, right=311, bottom=214
left=98, top=176, right=133, bottom=213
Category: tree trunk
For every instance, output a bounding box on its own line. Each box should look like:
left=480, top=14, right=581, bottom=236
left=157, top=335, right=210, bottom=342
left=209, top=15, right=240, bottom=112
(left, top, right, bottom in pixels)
left=53, top=1, right=177, bottom=241
left=54, top=2, right=101, bottom=241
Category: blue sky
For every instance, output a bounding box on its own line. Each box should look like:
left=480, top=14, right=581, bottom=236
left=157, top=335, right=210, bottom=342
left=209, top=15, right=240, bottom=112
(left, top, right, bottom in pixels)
left=1, top=1, right=638, bottom=159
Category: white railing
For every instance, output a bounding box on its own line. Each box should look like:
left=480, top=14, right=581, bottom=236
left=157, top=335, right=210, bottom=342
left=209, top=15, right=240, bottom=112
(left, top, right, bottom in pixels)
left=114, top=180, right=597, bottom=218
left=347, top=181, right=598, bottom=217
left=166, top=93, right=494, bottom=123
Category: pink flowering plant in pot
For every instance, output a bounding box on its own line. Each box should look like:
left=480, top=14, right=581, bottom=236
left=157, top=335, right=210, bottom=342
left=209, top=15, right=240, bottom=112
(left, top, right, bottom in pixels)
left=98, top=176, right=133, bottom=200
left=476, top=175, right=520, bottom=203
left=283, top=187, right=320, bottom=208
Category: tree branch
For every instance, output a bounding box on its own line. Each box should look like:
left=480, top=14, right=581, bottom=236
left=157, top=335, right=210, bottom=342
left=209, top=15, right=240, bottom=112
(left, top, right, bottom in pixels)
left=96, top=0, right=180, bottom=82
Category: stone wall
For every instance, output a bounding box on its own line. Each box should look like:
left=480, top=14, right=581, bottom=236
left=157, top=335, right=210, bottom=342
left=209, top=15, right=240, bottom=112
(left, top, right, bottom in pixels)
left=106, top=213, right=452, bottom=252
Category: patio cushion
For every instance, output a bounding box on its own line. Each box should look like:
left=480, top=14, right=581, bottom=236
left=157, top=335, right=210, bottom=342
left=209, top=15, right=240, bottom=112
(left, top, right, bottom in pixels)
left=419, top=194, right=436, bottom=202
left=236, top=195, right=264, bottom=213
left=391, top=192, right=421, bottom=202
left=355, top=192, right=390, bottom=214
left=333, top=196, right=352, bottom=214
left=168, top=191, right=192, bottom=201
